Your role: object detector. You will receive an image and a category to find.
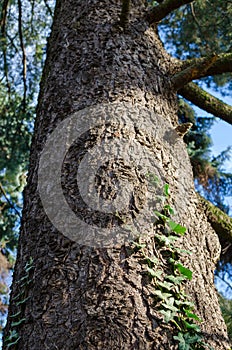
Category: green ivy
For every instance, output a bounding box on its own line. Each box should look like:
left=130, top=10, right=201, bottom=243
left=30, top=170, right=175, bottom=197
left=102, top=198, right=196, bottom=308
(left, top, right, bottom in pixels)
left=4, top=257, right=34, bottom=349
left=132, top=178, right=214, bottom=350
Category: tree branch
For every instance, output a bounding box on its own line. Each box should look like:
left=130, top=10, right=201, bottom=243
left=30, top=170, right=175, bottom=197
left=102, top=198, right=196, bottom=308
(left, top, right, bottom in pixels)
left=198, top=194, right=232, bottom=244
left=147, top=0, right=194, bottom=24
left=179, top=82, right=232, bottom=125
left=198, top=194, right=232, bottom=263
left=119, top=0, right=130, bottom=29
left=179, top=53, right=232, bottom=79
left=172, top=54, right=218, bottom=90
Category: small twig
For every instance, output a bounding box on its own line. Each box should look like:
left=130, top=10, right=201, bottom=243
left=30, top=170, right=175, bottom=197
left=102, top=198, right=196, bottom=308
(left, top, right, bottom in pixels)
left=190, top=2, right=200, bottom=27
left=215, top=272, right=232, bottom=294
left=119, top=0, right=130, bottom=29
left=18, top=0, right=27, bottom=112
left=0, top=182, right=21, bottom=218
left=43, top=0, right=53, bottom=17
left=6, top=33, right=19, bottom=53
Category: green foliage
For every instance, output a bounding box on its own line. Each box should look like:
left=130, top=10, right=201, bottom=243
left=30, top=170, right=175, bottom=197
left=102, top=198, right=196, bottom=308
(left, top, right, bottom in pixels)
left=0, top=0, right=54, bottom=261
left=159, top=0, right=232, bottom=91
left=4, top=257, right=34, bottom=349
left=178, top=98, right=232, bottom=214
left=0, top=90, right=33, bottom=252
left=133, top=182, right=213, bottom=349
left=219, top=295, right=232, bottom=341
left=0, top=0, right=231, bottom=343
left=0, top=1, right=54, bottom=329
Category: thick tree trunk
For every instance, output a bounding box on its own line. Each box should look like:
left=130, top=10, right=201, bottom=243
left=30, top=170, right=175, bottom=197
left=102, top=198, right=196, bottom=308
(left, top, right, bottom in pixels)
left=3, top=1, right=230, bottom=349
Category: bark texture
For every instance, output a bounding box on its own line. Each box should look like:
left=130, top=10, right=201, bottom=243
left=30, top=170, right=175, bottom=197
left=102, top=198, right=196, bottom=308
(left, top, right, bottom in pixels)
left=3, top=1, right=230, bottom=349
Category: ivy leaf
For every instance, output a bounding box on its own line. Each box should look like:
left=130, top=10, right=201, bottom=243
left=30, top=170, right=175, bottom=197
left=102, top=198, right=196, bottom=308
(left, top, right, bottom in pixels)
left=165, top=275, right=186, bottom=285
left=153, top=290, right=172, bottom=301
left=183, top=320, right=201, bottom=332
left=6, top=336, right=21, bottom=348
left=164, top=204, right=175, bottom=215
left=5, top=329, right=18, bottom=341
left=10, top=310, right=22, bottom=318
left=175, top=263, right=193, bottom=280
left=145, top=255, right=159, bottom=265
left=184, top=309, right=202, bottom=322
left=16, top=296, right=30, bottom=306
left=163, top=183, right=170, bottom=197
left=168, top=220, right=186, bottom=235
left=153, top=211, right=169, bottom=222
left=155, top=234, right=178, bottom=246
left=159, top=309, right=176, bottom=323
left=147, top=267, right=163, bottom=280
left=157, top=280, right=174, bottom=290
left=163, top=297, right=179, bottom=312
left=173, top=332, right=188, bottom=350
left=133, top=242, right=146, bottom=249
left=183, top=332, right=203, bottom=344
left=175, top=300, right=195, bottom=309
left=11, top=318, right=26, bottom=327
left=174, top=332, right=204, bottom=349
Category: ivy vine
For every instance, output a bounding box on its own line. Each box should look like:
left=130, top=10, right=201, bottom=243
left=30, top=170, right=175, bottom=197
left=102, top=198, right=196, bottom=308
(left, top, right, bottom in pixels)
left=133, top=174, right=214, bottom=350
left=4, top=257, right=34, bottom=349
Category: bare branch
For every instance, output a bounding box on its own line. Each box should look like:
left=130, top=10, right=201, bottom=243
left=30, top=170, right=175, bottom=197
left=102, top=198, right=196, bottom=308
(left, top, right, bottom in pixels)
left=18, top=0, right=27, bottom=111
left=172, top=54, right=218, bottom=90
left=119, top=0, right=130, bottom=29
left=179, top=82, right=232, bottom=125
left=147, top=0, right=194, bottom=24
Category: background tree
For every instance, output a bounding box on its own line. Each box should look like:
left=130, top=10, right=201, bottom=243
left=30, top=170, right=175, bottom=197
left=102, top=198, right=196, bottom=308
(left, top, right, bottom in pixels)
left=1, top=0, right=232, bottom=349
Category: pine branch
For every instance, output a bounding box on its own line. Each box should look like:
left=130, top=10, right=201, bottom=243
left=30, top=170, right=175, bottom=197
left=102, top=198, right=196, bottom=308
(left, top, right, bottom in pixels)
left=179, top=53, right=232, bottom=79
left=119, top=0, right=130, bottom=29
left=147, top=0, right=194, bottom=24
left=172, top=54, right=218, bottom=90
left=179, top=82, right=232, bottom=125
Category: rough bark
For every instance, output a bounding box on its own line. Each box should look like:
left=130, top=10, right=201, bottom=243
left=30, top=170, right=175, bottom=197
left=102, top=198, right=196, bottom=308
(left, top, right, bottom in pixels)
left=3, top=1, right=230, bottom=349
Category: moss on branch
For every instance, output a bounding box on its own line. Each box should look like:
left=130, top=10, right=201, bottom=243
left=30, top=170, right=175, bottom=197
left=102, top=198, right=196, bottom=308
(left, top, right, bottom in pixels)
left=198, top=193, right=232, bottom=246
left=198, top=194, right=232, bottom=263
left=172, top=54, right=218, bottom=90
left=179, top=53, right=232, bottom=79
left=179, top=82, right=232, bottom=125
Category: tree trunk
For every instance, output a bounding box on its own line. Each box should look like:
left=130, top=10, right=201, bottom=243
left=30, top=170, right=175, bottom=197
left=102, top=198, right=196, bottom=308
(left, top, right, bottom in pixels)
left=3, top=1, right=230, bottom=349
